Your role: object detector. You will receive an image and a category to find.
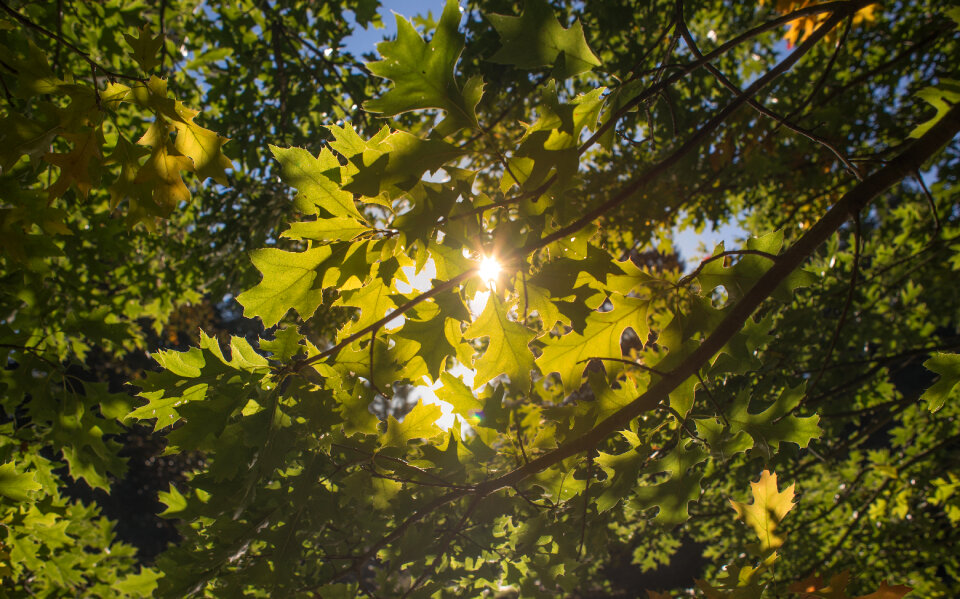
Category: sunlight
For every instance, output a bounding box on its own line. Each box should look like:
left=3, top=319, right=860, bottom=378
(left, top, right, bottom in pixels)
left=413, top=364, right=476, bottom=431
left=478, top=255, right=501, bottom=284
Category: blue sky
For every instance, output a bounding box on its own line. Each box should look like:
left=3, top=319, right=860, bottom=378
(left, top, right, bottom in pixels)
left=341, top=0, right=443, bottom=55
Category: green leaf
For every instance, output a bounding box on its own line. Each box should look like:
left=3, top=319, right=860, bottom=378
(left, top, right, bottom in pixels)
left=282, top=217, right=372, bottom=242
left=595, top=438, right=646, bottom=513
left=126, top=333, right=262, bottom=433
left=335, top=277, right=398, bottom=334
left=728, top=386, right=821, bottom=454
left=157, top=483, right=188, bottom=517
left=909, top=80, right=960, bottom=139
left=487, top=0, right=601, bottom=79
left=394, top=313, right=467, bottom=381
left=589, top=373, right=640, bottom=423
left=694, top=418, right=752, bottom=461
left=270, top=145, right=364, bottom=219
left=261, top=326, right=305, bottom=361
left=382, top=399, right=443, bottom=448
left=0, top=462, right=41, bottom=502
left=436, top=371, right=483, bottom=421
left=337, top=379, right=380, bottom=436
left=126, top=386, right=202, bottom=432
left=113, top=568, right=163, bottom=597
left=537, top=295, right=648, bottom=393
left=463, top=293, right=536, bottom=391
left=237, top=246, right=333, bottom=327
left=123, top=25, right=164, bottom=72
left=171, top=107, right=232, bottom=184
left=921, top=352, right=960, bottom=412
left=631, top=441, right=708, bottom=524
left=698, top=232, right=815, bottom=304
left=364, top=0, right=481, bottom=135
left=343, top=130, right=465, bottom=197
left=185, top=47, right=233, bottom=70
left=133, top=140, right=194, bottom=215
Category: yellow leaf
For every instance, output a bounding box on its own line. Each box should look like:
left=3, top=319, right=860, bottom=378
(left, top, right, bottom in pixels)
left=856, top=582, right=912, bottom=599
left=172, top=108, right=232, bottom=184
left=43, top=129, right=101, bottom=199
left=760, top=0, right=879, bottom=48
left=730, top=470, right=795, bottom=551
left=135, top=142, right=194, bottom=215
left=381, top=400, right=442, bottom=448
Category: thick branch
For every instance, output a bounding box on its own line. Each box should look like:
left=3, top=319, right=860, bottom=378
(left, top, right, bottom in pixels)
left=446, top=0, right=876, bottom=223
left=475, top=104, right=960, bottom=496
left=674, top=0, right=862, bottom=179
left=522, top=6, right=853, bottom=255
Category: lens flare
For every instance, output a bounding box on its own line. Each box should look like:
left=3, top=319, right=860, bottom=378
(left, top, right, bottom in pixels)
left=478, top=256, right=501, bottom=282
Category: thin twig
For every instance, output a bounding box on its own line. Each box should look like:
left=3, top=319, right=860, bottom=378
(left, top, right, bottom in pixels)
left=515, top=419, right=529, bottom=465
left=695, top=370, right=728, bottom=426
left=366, top=328, right=392, bottom=399
left=296, top=269, right=476, bottom=370
left=914, top=169, right=941, bottom=234
left=460, top=72, right=551, bottom=148
left=332, top=443, right=464, bottom=488
left=0, top=1, right=146, bottom=83
left=792, top=339, right=960, bottom=374
left=674, top=0, right=862, bottom=180
left=659, top=402, right=701, bottom=442
left=578, top=453, right=592, bottom=560
left=782, top=15, right=854, bottom=128
left=402, top=495, right=482, bottom=598
left=806, top=213, right=862, bottom=398
left=577, top=356, right=667, bottom=377
left=0, top=73, right=13, bottom=103
left=90, top=63, right=100, bottom=108
left=678, top=250, right=779, bottom=287
left=159, top=0, right=169, bottom=75
left=54, top=0, right=62, bottom=76
left=512, top=485, right=553, bottom=510
left=622, top=17, right=676, bottom=85
left=366, top=467, right=468, bottom=490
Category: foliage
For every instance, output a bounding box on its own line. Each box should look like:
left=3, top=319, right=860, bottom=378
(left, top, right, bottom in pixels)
left=2, top=0, right=960, bottom=597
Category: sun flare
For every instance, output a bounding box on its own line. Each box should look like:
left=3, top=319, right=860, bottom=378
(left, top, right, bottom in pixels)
left=478, top=255, right=502, bottom=283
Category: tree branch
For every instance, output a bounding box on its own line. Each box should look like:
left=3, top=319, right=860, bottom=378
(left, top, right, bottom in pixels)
left=0, top=0, right=147, bottom=83
left=445, top=0, right=876, bottom=223
left=674, top=0, right=862, bottom=180
left=523, top=7, right=853, bottom=255
left=474, top=104, right=960, bottom=497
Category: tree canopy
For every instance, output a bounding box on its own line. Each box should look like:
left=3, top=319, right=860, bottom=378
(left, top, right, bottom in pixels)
left=1, top=0, right=959, bottom=597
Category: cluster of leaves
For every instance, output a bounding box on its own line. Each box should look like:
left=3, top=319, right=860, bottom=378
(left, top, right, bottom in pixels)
left=2, top=0, right=960, bottom=597
left=125, top=0, right=959, bottom=596
left=688, top=470, right=910, bottom=599
left=0, top=0, right=383, bottom=595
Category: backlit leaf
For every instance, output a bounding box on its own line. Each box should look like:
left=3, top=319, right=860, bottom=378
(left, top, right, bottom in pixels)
left=364, top=0, right=481, bottom=135
left=463, top=293, right=536, bottom=391
left=237, top=246, right=333, bottom=327
left=382, top=399, right=443, bottom=448
left=730, top=470, right=795, bottom=552
left=921, top=352, right=960, bottom=412
left=487, top=0, right=601, bottom=78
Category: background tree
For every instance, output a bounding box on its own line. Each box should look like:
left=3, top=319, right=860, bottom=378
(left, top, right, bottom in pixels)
left=1, top=0, right=959, bottom=597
